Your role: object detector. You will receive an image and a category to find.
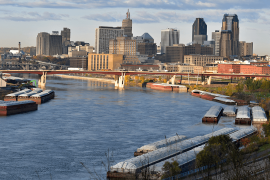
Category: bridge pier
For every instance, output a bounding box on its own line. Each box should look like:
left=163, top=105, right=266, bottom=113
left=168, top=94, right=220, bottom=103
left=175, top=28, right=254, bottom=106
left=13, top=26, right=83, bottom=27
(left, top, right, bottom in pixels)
left=207, top=76, right=212, bottom=85
left=115, top=73, right=125, bottom=89
left=38, top=71, right=47, bottom=89
left=167, top=75, right=176, bottom=85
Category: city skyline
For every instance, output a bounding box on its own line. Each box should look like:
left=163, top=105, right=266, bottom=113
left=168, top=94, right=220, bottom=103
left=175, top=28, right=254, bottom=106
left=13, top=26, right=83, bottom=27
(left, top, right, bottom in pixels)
left=0, top=1, right=269, bottom=55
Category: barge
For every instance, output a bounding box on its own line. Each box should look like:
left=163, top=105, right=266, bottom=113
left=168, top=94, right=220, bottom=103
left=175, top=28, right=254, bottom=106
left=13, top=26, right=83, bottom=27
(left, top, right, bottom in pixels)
left=235, top=106, right=251, bottom=125
left=17, top=89, right=43, bottom=101
left=0, top=100, right=38, bottom=116
left=29, top=90, right=55, bottom=104
left=202, top=106, right=223, bottom=123
left=252, top=106, right=267, bottom=124
left=150, top=83, right=187, bottom=92
left=156, top=128, right=255, bottom=180
left=4, top=89, right=32, bottom=101
left=213, top=97, right=236, bottom=105
left=108, top=128, right=235, bottom=178
left=134, top=135, right=187, bottom=156
left=223, top=106, right=237, bottom=116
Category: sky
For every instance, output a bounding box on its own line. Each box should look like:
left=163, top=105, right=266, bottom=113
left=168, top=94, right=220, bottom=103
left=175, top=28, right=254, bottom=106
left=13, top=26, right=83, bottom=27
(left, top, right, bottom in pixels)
left=0, top=0, right=269, bottom=55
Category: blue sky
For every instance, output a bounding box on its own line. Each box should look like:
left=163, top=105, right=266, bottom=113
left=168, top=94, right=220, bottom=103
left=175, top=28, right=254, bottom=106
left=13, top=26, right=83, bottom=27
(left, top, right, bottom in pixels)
left=0, top=0, right=269, bottom=55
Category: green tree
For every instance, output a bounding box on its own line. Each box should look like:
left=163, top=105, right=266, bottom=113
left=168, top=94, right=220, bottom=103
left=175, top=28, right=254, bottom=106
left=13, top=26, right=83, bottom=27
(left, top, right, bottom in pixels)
left=161, top=160, right=181, bottom=179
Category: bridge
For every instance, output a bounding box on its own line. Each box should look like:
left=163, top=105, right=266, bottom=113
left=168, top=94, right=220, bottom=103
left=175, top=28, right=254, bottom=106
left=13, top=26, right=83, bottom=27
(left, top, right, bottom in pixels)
left=0, top=62, right=68, bottom=70
left=1, top=70, right=269, bottom=88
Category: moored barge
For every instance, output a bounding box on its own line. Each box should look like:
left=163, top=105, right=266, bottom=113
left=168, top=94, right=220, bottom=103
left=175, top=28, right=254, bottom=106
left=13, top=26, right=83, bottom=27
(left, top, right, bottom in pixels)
left=134, top=135, right=187, bottom=156
left=0, top=100, right=38, bottom=116
left=4, top=89, right=32, bottom=101
left=235, top=106, right=251, bottom=125
left=17, top=89, right=43, bottom=101
left=202, top=106, right=223, bottom=123
left=213, top=97, right=236, bottom=105
left=252, top=106, right=267, bottom=124
left=29, top=90, right=55, bottom=104
left=223, top=106, right=237, bottom=116
left=150, top=83, right=187, bottom=92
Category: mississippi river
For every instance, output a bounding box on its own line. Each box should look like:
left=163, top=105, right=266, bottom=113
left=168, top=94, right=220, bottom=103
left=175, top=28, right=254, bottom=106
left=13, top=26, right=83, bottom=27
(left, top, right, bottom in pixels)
left=0, top=74, right=244, bottom=179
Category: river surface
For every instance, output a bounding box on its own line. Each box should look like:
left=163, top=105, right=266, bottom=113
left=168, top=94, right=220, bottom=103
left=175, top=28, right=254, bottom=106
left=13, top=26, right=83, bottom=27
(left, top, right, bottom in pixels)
left=0, top=74, right=247, bottom=180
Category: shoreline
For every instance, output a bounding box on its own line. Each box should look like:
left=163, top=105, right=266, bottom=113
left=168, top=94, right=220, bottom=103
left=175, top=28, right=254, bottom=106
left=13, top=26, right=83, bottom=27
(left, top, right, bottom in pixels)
left=51, top=74, right=115, bottom=84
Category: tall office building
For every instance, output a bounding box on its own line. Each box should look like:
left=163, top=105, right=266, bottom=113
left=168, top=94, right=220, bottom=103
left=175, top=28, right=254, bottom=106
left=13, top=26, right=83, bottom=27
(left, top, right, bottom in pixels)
left=109, top=36, right=136, bottom=56
left=95, top=26, right=124, bottom=54
left=36, top=31, right=62, bottom=56
left=212, top=30, right=221, bottom=56
left=122, top=9, right=133, bottom=37
left=221, top=14, right=239, bottom=56
left=239, top=41, right=253, bottom=56
left=61, top=27, right=71, bottom=54
left=192, top=18, right=207, bottom=43
left=161, top=28, right=180, bottom=54
left=219, top=30, right=232, bottom=58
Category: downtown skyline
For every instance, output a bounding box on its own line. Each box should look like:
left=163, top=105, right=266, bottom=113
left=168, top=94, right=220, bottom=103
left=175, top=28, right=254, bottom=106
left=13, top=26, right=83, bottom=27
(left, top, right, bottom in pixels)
left=0, top=0, right=269, bottom=55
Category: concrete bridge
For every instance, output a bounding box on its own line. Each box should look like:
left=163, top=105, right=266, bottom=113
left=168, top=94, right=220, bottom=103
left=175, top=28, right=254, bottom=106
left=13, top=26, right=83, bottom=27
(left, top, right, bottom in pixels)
left=1, top=70, right=270, bottom=89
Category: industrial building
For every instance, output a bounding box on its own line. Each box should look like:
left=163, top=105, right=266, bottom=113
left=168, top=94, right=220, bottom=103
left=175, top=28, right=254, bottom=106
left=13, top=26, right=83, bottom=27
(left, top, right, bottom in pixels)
left=88, top=53, right=123, bottom=71
left=218, top=64, right=270, bottom=74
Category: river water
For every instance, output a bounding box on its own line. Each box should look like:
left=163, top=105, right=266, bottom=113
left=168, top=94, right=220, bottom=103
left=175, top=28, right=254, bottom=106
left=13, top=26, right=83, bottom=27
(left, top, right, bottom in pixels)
left=0, top=74, right=245, bottom=180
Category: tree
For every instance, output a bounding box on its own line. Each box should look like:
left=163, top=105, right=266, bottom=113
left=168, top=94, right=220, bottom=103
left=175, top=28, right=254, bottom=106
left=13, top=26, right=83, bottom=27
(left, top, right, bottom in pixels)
left=161, top=160, right=181, bottom=179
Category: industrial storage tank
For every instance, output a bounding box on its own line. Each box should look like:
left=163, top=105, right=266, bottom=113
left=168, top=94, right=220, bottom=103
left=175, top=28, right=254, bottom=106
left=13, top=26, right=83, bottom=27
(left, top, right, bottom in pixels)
left=235, top=106, right=251, bottom=125
left=223, top=106, right=237, bottom=116
left=135, top=135, right=187, bottom=156
left=202, top=106, right=223, bottom=123
left=252, top=106, right=267, bottom=123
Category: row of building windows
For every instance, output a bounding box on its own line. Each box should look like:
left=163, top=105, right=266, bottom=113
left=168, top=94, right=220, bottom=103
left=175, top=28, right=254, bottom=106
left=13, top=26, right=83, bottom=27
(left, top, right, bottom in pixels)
left=91, top=55, right=109, bottom=70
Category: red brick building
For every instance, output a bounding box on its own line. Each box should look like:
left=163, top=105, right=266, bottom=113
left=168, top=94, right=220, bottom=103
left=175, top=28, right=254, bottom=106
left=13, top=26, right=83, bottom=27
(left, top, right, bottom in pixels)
left=218, top=64, right=270, bottom=75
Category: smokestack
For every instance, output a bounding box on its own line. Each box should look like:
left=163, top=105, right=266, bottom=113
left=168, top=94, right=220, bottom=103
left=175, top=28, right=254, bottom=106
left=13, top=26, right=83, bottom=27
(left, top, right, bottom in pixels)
left=18, top=42, right=21, bottom=54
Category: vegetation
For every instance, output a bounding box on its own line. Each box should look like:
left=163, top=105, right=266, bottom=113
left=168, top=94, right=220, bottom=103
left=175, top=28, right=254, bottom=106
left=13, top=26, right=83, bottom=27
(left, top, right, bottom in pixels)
left=32, top=55, right=70, bottom=65
left=161, top=160, right=181, bottom=179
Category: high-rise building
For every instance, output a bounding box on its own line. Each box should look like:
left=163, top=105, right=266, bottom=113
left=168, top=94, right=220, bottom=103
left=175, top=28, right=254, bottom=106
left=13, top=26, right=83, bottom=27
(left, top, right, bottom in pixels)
left=95, top=26, right=124, bottom=54
left=122, top=9, right=133, bottom=37
left=221, top=14, right=239, bottom=56
left=36, top=31, right=62, bottom=56
left=219, top=30, right=232, bottom=58
left=212, top=30, right=221, bottom=56
left=109, top=36, right=136, bottom=56
left=61, top=27, right=71, bottom=54
left=192, top=18, right=207, bottom=43
left=161, top=28, right=180, bottom=54
left=239, top=41, right=253, bottom=56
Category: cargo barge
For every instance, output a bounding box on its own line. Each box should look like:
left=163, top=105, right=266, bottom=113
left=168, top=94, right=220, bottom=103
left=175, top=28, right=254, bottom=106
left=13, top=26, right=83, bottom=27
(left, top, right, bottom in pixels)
left=235, top=106, right=251, bottom=125
left=0, top=100, right=38, bottom=116
left=150, top=83, right=187, bottom=92
left=4, top=89, right=31, bottom=101
left=17, top=89, right=43, bottom=101
left=108, top=128, right=235, bottom=179
left=202, top=106, right=223, bottom=123
left=134, top=135, right=187, bottom=156
left=191, top=90, right=229, bottom=101
left=223, top=106, right=237, bottom=116
left=213, top=97, right=236, bottom=105
left=252, top=106, right=267, bottom=124
left=29, top=90, right=55, bottom=104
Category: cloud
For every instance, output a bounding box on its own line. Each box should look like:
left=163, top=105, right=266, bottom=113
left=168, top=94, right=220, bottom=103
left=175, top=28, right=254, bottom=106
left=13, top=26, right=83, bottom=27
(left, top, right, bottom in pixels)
left=0, top=0, right=269, bottom=10
left=1, top=12, right=69, bottom=21
left=83, top=8, right=266, bottom=24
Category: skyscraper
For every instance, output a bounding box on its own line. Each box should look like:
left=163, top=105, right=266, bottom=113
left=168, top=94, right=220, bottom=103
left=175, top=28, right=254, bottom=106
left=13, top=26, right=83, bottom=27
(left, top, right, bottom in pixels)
left=122, top=9, right=133, bottom=37
left=192, top=18, right=207, bottom=43
left=212, top=30, right=221, bottom=56
left=61, top=27, right=71, bottom=54
left=36, top=32, right=62, bottom=56
left=95, top=26, right=124, bottom=54
left=221, top=14, right=239, bottom=56
left=219, top=30, right=232, bottom=58
left=161, top=28, right=180, bottom=54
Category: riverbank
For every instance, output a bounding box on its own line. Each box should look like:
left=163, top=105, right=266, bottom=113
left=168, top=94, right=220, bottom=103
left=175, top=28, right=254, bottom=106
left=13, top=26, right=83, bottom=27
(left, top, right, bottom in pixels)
left=52, top=74, right=115, bottom=84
